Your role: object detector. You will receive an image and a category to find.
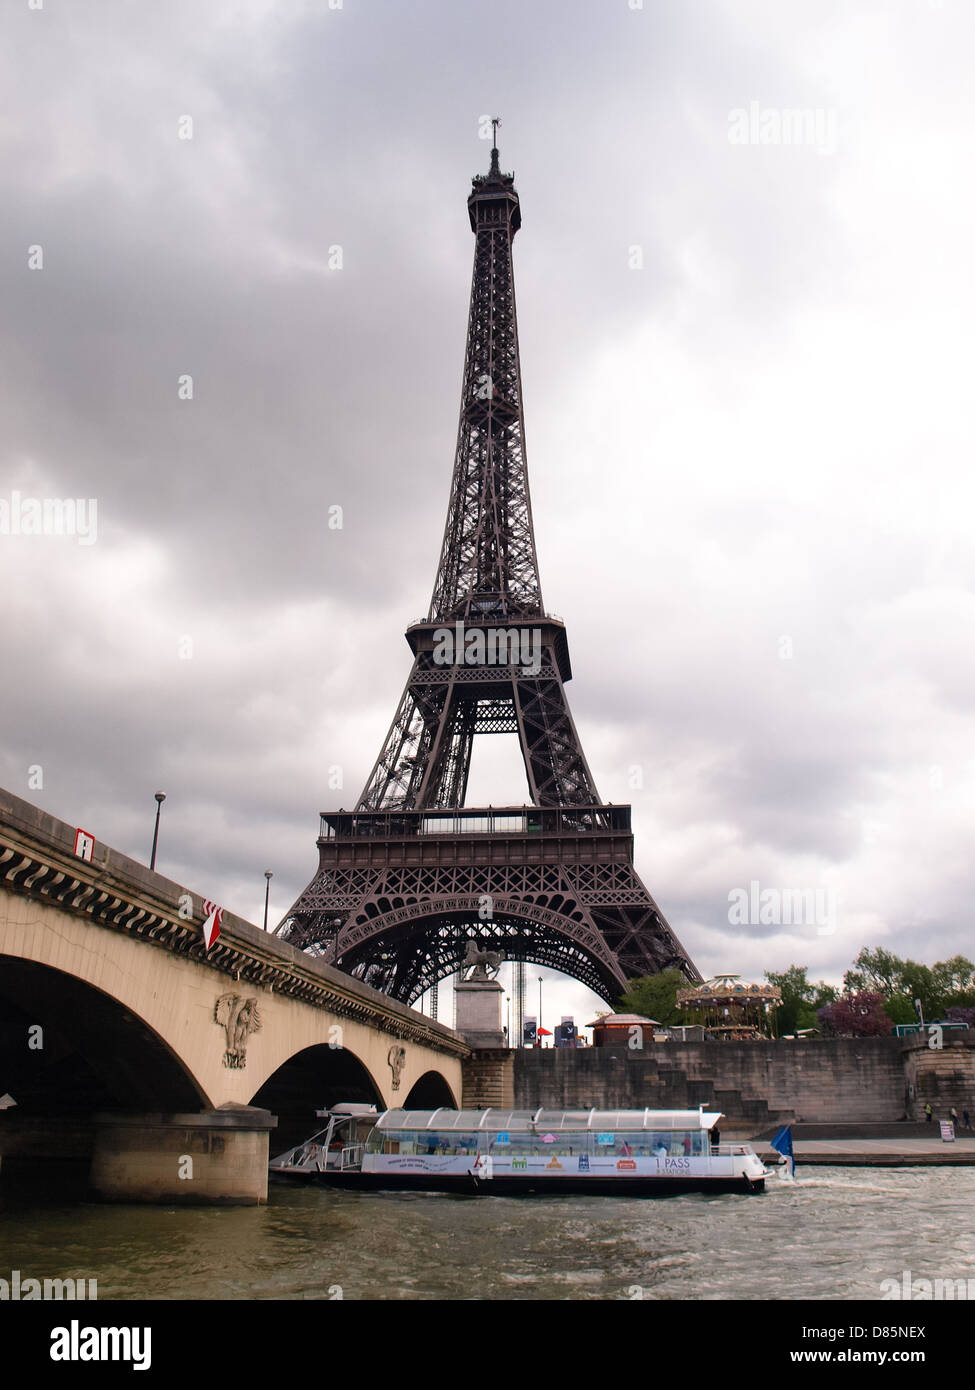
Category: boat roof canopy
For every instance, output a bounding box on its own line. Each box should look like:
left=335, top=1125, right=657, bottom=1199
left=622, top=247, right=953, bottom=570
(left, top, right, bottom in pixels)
left=373, top=1108, right=723, bottom=1132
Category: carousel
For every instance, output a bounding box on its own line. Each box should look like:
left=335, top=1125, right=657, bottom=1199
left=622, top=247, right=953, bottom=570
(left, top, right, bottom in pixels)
left=676, top=974, right=781, bottom=1040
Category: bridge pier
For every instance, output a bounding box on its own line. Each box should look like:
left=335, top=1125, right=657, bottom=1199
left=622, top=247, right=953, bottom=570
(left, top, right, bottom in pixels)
left=0, top=1115, right=94, bottom=1197
left=89, top=1105, right=277, bottom=1206
left=461, top=1049, right=515, bottom=1109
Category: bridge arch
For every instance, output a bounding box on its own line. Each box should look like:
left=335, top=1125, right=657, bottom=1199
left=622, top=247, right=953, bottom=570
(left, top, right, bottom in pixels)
left=403, top=1069, right=458, bottom=1108
left=0, top=955, right=209, bottom=1113
left=249, top=1043, right=385, bottom=1153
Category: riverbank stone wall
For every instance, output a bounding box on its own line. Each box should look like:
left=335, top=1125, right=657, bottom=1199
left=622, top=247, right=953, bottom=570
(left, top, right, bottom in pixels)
left=507, top=1037, right=975, bottom=1126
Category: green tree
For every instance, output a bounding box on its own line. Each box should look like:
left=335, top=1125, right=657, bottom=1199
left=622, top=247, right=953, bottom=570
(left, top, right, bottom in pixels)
left=798, top=980, right=838, bottom=1031
left=944, top=989, right=975, bottom=1014
left=618, top=969, right=686, bottom=1026
left=843, top=947, right=906, bottom=997
left=766, top=967, right=838, bottom=1036
left=765, top=966, right=811, bottom=1036
left=840, top=946, right=975, bottom=1023
left=932, top=956, right=975, bottom=999
left=882, top=993, right=916, bottom=1026
left=898, top=961, right=940, bottom=1021
left=929, top=956, right=973, bottom=1023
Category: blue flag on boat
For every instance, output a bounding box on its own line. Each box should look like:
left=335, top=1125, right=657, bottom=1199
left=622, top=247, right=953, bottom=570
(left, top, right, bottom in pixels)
left=770, top=1125, right=795, bottom=1176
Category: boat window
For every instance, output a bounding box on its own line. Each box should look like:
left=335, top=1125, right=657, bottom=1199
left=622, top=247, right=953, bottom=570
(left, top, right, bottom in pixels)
left=499, top=1132, right=591, bottom=1157
left=423, top=1132, right=479, bottom=1155
left=647, top=1130, right=706, bottom=1156
left=367, top=1129, right=482, bottom=1156
left=593, top=1133, right=653, bottom=1157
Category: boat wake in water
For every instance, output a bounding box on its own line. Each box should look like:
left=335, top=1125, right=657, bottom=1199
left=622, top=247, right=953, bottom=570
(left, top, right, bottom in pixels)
left=765, top=1174, right=910, bottom=1197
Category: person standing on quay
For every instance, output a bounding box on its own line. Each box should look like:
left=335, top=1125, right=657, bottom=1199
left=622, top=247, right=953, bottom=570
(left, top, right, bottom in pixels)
left=924, top=1103, right=933, bottom=1122
left=964, top=1109, right=971, bottom=1130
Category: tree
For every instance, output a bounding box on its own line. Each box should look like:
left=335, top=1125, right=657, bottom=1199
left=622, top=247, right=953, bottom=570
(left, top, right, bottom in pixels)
left=882, top=993, right=916, bottom=1026
left=898, top=961, right=940, bottom=1022
left=932, top=956, right=975, bottom=996
left=798, top=980, right=838, bottom=1032
left=843, top=947, right=905, bottom=997
left=931, top=958, right=975, bottom=1017
left=944, top=990, right=975, bottom=1014
left=765, top=966, right=837, bottom=1035
left=618, top=970, right=686, bottom=1026
left=818, top=991, right=893, bottom=1038
left=765, top=965, right=810, bottom=1036
left=843, top=947, right=971, bottom=1022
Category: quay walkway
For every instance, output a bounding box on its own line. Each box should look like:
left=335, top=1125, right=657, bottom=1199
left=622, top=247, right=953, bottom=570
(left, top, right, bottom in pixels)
left=746, top=1123, right=975, bottom=1167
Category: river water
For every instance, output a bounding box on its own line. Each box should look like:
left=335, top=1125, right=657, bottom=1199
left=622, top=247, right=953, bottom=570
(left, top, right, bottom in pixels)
left=2, top=1167, right=974, bottom=1301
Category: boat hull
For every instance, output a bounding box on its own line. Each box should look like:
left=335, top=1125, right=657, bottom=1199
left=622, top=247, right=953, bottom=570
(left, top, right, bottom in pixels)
left=271, top=1169, right=765, bottom=1196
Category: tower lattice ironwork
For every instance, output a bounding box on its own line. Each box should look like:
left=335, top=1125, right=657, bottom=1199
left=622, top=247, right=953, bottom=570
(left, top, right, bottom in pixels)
left=277, top=136, right=700, bottom=1004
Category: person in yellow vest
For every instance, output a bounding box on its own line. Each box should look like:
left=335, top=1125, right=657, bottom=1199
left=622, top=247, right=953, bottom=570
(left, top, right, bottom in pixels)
left=924, top=1103, right=932, bottom=1122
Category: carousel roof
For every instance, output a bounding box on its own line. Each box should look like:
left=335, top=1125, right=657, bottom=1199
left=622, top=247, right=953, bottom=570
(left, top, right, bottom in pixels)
left=677, top=973, right=781, bottom=1005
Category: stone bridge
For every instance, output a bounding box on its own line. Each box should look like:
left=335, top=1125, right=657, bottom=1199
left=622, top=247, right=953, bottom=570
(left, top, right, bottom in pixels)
left=0, top=788, right=468, bottom=1203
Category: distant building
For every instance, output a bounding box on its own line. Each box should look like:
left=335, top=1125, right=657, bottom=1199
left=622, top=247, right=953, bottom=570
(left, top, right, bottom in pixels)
left=586, top=1012, right=659, bottom=1048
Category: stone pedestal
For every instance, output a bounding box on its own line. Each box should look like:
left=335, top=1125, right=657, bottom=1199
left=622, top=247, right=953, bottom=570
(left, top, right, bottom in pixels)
left=89, top=1104, right=277, bottom=1206
left=454, top=978, right=506, bottom=1049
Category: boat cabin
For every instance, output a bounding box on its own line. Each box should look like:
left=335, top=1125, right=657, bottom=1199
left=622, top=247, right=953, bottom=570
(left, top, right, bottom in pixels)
left=365, top=1107, right=720, bottom=1162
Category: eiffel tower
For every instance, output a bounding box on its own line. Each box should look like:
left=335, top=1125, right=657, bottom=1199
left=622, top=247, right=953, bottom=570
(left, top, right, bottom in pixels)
left=277, top=131, right=700, bottom=1004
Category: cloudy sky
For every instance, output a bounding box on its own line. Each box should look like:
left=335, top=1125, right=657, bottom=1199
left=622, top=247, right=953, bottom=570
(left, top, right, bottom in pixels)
left=2, top=0, right=973, bottom=1034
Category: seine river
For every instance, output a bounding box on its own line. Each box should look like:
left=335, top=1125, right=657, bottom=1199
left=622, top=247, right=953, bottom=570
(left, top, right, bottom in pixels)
left=2, top=1167, right=974, bottom=1301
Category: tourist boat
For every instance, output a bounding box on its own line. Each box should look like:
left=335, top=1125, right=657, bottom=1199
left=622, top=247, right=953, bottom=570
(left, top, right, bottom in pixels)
left=270, top=1105, right=769, bottom=1195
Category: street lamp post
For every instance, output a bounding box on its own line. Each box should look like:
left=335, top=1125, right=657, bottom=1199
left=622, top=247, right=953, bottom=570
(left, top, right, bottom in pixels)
left=538, top=975, right=543, bottom=1047
left=149, top=792, right=166, bottom=871
left=263, top=871, right=273, bottom=932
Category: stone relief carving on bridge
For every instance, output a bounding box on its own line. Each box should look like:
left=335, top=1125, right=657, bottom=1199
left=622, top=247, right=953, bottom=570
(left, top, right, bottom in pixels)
left=387, top=1044, right=407, bottom=1091
left=214, top=993, right=262, bottom=1069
